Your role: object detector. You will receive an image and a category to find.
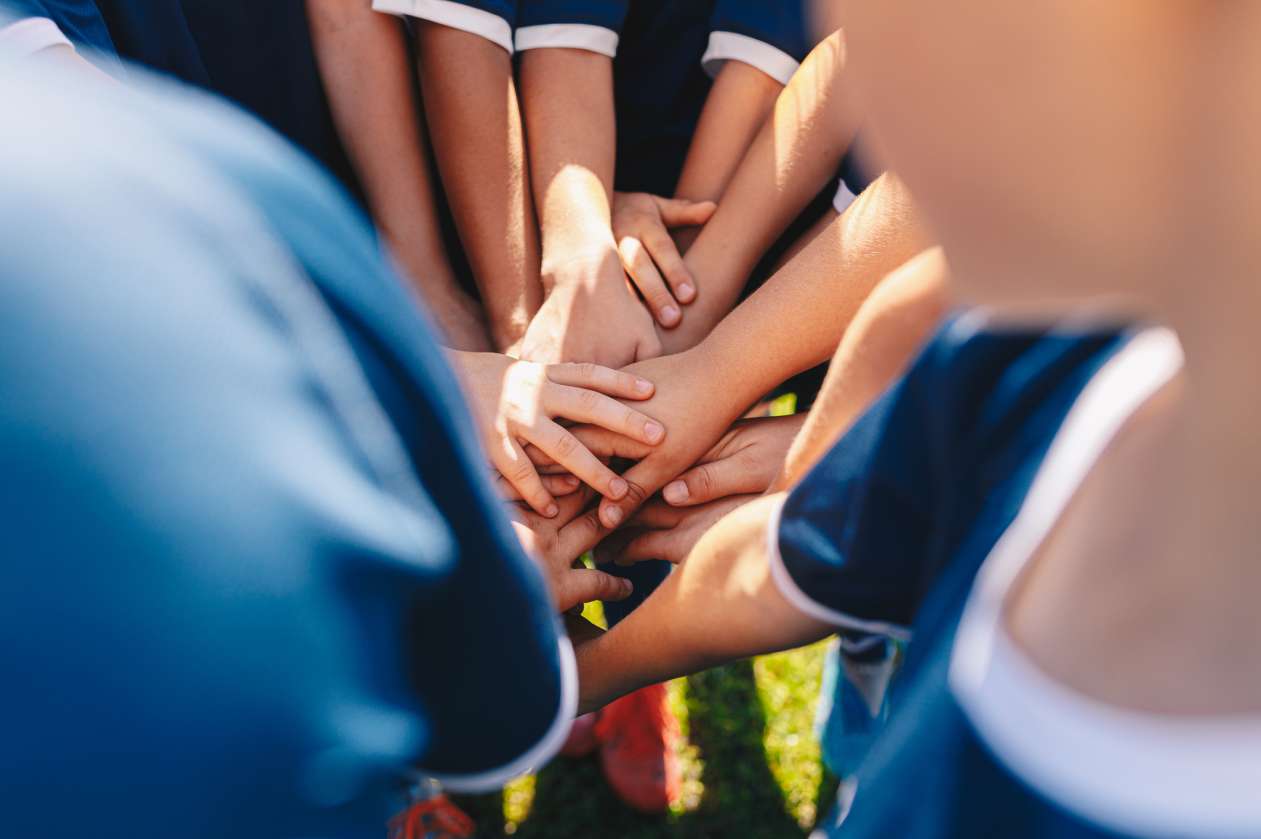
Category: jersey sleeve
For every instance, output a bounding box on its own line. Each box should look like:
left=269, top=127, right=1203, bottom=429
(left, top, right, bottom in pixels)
left=702, top=0, right=810, bottom=85
left=372, top=0, right=516, bottom=53
left=0, top=0, right=120, bottom=67
left=514, top=0, right=629, bottom=57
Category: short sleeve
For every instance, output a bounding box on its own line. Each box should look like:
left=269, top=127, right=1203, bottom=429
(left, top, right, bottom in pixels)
left=514, top=0, right=629, bottom=57
left=702, top=0, right=810, bottom=85
left=0, top=0, right=121, bottom=70
left=0, top=15, right=72, bottom=58
left=373, top=0, right=516, bottom=53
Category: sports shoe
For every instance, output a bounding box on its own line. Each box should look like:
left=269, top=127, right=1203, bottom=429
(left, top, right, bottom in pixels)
left=593, top=683, right=681, bottom=813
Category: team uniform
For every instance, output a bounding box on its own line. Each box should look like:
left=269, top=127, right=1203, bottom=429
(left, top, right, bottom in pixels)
left=773, top=318, right=1261, bottom=837
left=0, top=46, right=571, bottom=839
left=372, top=0, right=811, bottom=196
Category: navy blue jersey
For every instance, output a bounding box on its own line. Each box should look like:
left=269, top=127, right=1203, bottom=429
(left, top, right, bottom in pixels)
left=0, top=54, right=568, bottom=839
left=775, top=322, right=1256, bottom=837
left=374, top=0, right=810, bottom=195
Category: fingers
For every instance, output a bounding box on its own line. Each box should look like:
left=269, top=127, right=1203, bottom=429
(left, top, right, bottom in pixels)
left=556, top=504, right=612, bottom=560
left=494, top=436, right=558, bottom=518
left=621, top=529, right=687, bottom=565
left=618, top=235, right=681, bottom=327
left=597, top=459, right=659, bottom=529
left=654, top=196, right=718, bottom=228
left=555, top=568, right=633, bottom=613
left=529, top=419, right=630, bottom=501
left=496, top=472, right=581, bottom=502
left=548, top=384, right=665, bottom=447
left=545, top=361, right=655, bottom=400
left=640, top=227, right=696, bottom=304
left=525, top=427, right=655, bottom=467
left=662, top=456, right=762, bottom=507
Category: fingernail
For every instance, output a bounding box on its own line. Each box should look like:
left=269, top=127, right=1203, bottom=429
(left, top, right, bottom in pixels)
left=545, top=503, right=559, bottom=518
left=564, top=475, right=581, bottom=487
left=663, top=481, right=689, bottom=504
left=620, top=579, right=634, bottom=595
left=605, top=506, right=623, bottom=526
left=635, top=377, right=653, bottom=395
left=678, top=282, right=695, bottom=301
left=609, top=477, right=628, bottom=499
left=661, top=305, right=680, bottom=325
left=644, top=420, right=665, bottom=443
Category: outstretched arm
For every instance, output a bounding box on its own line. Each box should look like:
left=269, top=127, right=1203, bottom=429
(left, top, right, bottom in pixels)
left=415, top=22, right=543, bottom=351
left=664, top=30, right=859, bottom=353
left=777, top=247, right=951, bottom=488
left=576, top=494, right=830, bottom=713
left=306, top=0, right=491, bottom=350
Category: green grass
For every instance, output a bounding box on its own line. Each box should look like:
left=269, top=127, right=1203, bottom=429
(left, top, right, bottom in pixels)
left=456, top=615, right=839, bottom=837
left=452, top=393, right=835, bottom=837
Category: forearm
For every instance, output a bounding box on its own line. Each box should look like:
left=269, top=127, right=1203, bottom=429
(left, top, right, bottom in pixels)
left=520, top=48, right=618, bottom=278
left=777, top=247, right=951, bottom=489
left=576, top=494, right=829, bottom=712
left=692, top=174, right=934, bottom=402
left=668, top=32, right=858, bottom=350
left=307, top=2, right=458, bottom=292
left=674, top=60, right=784, bottom=206
left=417, top=24, right=542, bottom=349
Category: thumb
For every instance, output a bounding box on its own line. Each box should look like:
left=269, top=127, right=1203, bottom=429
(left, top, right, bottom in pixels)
left=654, top=196, right=718, bottom=228
left=662, top=456, right=758, bottom=507
left=556, top=568, right=633, bottom=613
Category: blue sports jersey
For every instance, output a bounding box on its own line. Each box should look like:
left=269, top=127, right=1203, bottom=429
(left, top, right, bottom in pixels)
left=0, top=51, right=568, bottom=839
left=774, top=321, right=1252, bottom=837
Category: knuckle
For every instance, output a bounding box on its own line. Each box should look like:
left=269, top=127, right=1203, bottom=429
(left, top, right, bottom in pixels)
left=552, top=432, right=580, bottom=459
left=694, top=465, right=716, bottom=496
left=577, top=387, right=602, bottom=413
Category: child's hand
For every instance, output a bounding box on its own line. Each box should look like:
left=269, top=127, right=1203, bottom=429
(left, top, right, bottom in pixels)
left=594, top=348, right=751, bottom=530
left=595, top=494, right=757, bottom=565
left=660, top=414, right=806, bottom=507
left=518, top=247, right=663, bottom=368
left=611, top=192, right=715, bottom=328
left=511, top=488, right=632, bottom=613
left=451, top=351, right=665, bottom=516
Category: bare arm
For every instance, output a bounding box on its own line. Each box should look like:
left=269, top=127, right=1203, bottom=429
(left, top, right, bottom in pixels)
left=664, top=30, right=859, bottom=353
left=517, top=47, right=661, bottom=367
left=576, top=494, right=830, bottom=712
left=306, top=0, right=490, bottom=350
left=777, top=247, right=951, bottom=489
left=416, top=23, right=543, bottom=351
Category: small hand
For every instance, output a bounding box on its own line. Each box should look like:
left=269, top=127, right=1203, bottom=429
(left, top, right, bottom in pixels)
left=659, top=414, right=805, bottom=506
left=511, top=488, right=632, bottom=613
left=595, top=494, right=757, bottom=565
left=518, top=247, right=663, bottom=368
left=611, top=192, right=715, bottom=329
left=451, top=351, right=665, bottom=516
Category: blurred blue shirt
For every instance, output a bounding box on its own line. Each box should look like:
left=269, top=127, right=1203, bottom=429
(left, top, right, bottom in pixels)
left=0, top=42, right=570, bottom=839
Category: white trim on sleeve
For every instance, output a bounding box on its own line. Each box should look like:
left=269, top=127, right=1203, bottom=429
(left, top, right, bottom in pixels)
left=514, top=24, right=619, bottom=58
left=372, top=0, right=514, bottom=54
left=766, top=494, right=913, bottom=642
left=0, top=17, right=74, bottom=60
left=702, top=31, right=799, bottom=86
left=422, top=636, right=578, bottom=793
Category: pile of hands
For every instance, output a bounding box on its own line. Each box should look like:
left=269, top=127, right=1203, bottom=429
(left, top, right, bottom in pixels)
left=451, top=192, right=804, bottom=615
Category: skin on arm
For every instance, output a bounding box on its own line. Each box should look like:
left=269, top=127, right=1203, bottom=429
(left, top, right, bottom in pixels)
left=663, top=30, right=859, bottom=353
left=775, top=246, right=951, bottom=489
left=608, top=60, right=784, bottom=326
left=591, top=172, right=933, bottom=531
left=415, top=23, right=543, bottom=351
left=306, top=0, right=491, bottom=351
left=575, top=494, right=831, bottom=713
left=518, top=47, right=662, bottom=367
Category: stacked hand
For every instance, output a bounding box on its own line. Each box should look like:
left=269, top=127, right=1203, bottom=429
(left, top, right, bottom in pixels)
left=611, top=192, right=714, bottom=328
left=452, top=350, right=665, bottom=517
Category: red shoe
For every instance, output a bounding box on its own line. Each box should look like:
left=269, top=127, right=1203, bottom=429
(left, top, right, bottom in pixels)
left=560, top=711, right=601, bottom=758
left=387, top=792, right=475, bottom=839
left=593, top=683, right=682, bottom=813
